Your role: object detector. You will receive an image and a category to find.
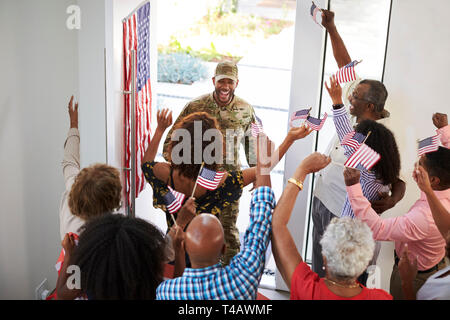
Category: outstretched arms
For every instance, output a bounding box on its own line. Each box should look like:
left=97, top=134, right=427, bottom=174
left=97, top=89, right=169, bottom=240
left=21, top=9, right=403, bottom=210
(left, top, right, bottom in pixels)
left=413, top=165, right=450, bottom=239
left=241, top=124, right=313, bottom=186
left=272, top=153, right=331, bottom=289
left=321, top=9, right=352, bottom=68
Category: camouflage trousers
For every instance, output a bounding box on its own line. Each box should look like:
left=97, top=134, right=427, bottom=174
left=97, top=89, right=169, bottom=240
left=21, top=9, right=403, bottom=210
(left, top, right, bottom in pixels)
left=218, top=200, right=241, bottom=266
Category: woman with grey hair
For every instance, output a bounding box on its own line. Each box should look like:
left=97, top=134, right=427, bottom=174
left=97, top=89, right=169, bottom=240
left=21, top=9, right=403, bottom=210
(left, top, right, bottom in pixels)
left=272, top=155, right=392, bottom=300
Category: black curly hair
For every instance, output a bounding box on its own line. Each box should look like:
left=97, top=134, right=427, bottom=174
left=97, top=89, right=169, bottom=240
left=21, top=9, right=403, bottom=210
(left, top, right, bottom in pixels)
left=72, top=214, right=166, bottom=300
left=424, top=147, right=450, bottom=189
left=355, top=120, right=401, bottom=185
left=167, top=112, right=224, bottom=180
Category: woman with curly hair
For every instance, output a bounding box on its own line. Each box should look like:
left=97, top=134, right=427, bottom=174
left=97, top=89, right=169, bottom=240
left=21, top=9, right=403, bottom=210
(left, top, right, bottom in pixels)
left=324, top=76, right=402, bottom=285
left=141, top=108, right=311, bottom=264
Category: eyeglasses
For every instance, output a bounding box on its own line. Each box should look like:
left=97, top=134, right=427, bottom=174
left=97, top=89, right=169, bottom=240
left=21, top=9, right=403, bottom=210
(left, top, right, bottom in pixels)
left=350, top=92, right=372, bottom=103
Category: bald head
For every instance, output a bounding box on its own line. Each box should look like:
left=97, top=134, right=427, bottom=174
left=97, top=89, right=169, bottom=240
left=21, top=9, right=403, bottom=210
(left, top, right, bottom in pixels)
left=185, top=214, right=225, bottom=267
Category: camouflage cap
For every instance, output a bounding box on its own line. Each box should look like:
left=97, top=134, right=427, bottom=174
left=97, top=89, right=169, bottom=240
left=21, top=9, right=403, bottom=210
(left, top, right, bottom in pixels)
left=214, top=61, right=238, bottom=82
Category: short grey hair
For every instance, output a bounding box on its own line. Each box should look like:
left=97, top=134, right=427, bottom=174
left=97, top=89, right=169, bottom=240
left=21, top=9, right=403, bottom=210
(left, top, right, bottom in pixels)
left=359, top=79, right=388, bottom=113
left=320, top=217, right=375, bottom=281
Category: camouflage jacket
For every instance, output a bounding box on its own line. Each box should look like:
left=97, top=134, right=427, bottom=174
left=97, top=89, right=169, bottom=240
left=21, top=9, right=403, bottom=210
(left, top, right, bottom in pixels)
left=163, top=93, right=257, bottom=171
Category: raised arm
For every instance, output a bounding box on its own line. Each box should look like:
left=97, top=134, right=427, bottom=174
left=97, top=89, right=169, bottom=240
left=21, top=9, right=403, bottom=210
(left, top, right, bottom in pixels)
left=241, top=125, right=313, bottom=186
left=325, top=75, right=355, bottom=155
left=230, top=134, right=275, bottom=277
left=272, top=153, right=331, bottom=289
left=321, top=10, right=352, bottom=68
left=433, top=113, right=449, bottom=147
left=56, top=234, right=82, bottom=300
left=414, top=165, right=450, bottom=238
left=62, top=96, right=81, bottom=190
left=143, top=109, right=173, bottom=164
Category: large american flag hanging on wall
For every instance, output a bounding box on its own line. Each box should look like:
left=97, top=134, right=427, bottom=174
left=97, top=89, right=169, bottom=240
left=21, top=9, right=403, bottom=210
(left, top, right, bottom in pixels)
left=123, top=2, right=152, bottom=208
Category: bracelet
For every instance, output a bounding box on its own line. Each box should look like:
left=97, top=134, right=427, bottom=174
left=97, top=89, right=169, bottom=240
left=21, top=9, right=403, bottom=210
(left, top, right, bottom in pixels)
left=288, top=178, right=303, bottom=191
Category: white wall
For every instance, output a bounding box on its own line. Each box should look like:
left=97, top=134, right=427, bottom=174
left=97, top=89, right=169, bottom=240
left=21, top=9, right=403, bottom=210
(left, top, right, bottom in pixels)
left=276, top=0, right=328, bottom=291
left=0, top=0, right=79, bottom=299
left=377, top=0, right=450, bottom=292
left=78, top=0, right=107, bottom=167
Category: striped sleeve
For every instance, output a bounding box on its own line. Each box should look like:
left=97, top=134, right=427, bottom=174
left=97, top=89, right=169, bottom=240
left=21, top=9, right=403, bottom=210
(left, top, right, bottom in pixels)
left=227, top=186, right=275, bottom=296
left=332, top=106, right=355, bottom=157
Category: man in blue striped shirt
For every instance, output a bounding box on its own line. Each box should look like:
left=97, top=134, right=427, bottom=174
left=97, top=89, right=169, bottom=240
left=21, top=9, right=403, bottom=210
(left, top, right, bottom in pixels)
left=156, top=135, right=275, bottom=300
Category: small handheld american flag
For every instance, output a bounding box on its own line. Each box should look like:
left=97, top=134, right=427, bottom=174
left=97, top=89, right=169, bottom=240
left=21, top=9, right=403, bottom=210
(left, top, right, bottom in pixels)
left=163, top=186, right=186, bottom=214
left=310, top=1, right=323, bottom=27
left=341, top=131, right=366, bottom=150
left=306, top=113, right=328, bottom=131
left=417, top=135, right=440, bottom=157
left=335, top=60, right=361, bottom=84
left=196, top=167, right=226, bottom=191
left=251, top=115, right=264, bottom=137
left=344, top=143, right=380, bottom=171
left=291, top=108, right=311, bottom=121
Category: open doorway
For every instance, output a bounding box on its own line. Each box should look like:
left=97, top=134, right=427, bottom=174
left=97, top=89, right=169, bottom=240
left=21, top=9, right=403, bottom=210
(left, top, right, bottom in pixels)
left=152, top=0, right=297, bottom=287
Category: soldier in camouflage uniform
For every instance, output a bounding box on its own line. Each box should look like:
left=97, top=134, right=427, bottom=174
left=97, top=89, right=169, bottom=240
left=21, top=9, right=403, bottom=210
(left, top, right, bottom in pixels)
left=163, top=61, right=256, bottom=265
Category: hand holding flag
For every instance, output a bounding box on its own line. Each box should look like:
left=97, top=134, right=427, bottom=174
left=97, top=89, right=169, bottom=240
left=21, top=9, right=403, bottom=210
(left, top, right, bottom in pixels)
left=343, top=167, right=361, bottom=186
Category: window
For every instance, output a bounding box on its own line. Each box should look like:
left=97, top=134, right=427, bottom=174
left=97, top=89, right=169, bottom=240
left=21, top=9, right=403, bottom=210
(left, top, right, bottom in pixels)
left=304, top=0, right=392, bottom=264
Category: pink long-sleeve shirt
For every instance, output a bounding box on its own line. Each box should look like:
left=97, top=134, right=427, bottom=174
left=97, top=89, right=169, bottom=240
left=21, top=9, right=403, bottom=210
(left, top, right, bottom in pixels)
left=346, top=125, right=450, bottom=271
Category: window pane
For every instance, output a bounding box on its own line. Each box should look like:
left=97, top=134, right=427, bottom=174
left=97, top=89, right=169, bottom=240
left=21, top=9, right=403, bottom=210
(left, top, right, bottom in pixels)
left=305, top=0, right=391, bottom=263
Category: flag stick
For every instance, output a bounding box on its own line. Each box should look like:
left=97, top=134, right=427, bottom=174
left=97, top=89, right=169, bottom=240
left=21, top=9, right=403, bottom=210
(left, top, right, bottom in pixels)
left=362, top=131, right=372, bottom=144
left=303, top=107, right=313, bottom=127
left=332, top=161, right=362, bottom=171
left=191, top=162, right=205, bottom=198
left=170, top=214, right=178, bottom=227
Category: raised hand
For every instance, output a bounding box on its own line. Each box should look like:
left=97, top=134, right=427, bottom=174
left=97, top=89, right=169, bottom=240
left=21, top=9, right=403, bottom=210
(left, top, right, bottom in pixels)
left=413, top=165, right=433, bottom=195
left=343, top=167, right=361, bottom=186
left=321, top=9, right=336, bottom=30
left=325, top=75, right=343, bottom=105
left=172, top=225, right=185, bottom=253
left=432, top=113, right=448, bottom=129
left=176, top=197, right=197, bottom=230
left=287, top=124, right=313, bottom=142
left=62, top=233, right=76, bottom=256
left=68, top=95, right=78, bottom=129
left=298, top=152, right=331, bottom=175
left=156, top=108, right=173, bottom=132
left=256, top=133, right=275, bottom=176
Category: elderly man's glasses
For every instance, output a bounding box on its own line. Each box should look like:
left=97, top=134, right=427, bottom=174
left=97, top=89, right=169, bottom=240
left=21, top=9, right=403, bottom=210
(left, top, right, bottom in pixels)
left=350, top=92, right=372, bottom=103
